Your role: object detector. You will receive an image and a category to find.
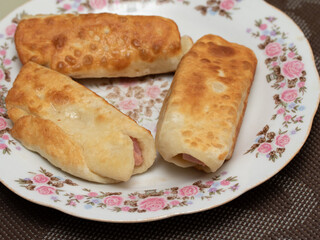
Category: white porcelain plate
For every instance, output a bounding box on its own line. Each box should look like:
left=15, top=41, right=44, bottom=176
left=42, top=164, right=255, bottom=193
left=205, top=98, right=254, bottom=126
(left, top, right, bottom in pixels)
left=0, top=0, right=319, bottom=222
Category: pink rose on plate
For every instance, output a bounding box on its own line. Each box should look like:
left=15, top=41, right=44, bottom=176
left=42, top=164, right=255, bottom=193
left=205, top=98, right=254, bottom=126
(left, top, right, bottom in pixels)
left=36, top=186, right=56, bottom=195
left=89, top=0, right=107, bottom=9
left=296, top=116, right=302, bottom=122
left=119, top=99, right=138, bottom=110
left=146, top=86, right=161, bottom=99
left=179, top=185, right=199, bottom=196
left=265, top=42, right=282, bottom=57
left=272, top=61, right=279, bottom=67
left=260, top=35, right=267, bottom=41
left=281, top=89, right=298, bottom=103
left=282, top=60, right=304, bottom=79
left=2, top=135, right=9, bottom=140
left=88, top=192, right=98, bottom=197
left=288, top=52, right=295, bottom=58
left=0, top=144, right=7, bottom=150
left=280, top=82, right=286, bottom=88
left=170, top=200, right=180, bottom=206
left=257, top=142, right=272, bottom=153
left=139, top=197, right=166, bottom=211
left=63, top=4, right=71, bottom=10
left=104, top=196, right=123, bottom=206
left=0, top=50, right=6, bottom=56
left=284, top=115, right=292, bottom=121
left=298, top=82, right=305, bottom=88
left=220, top=180, right=230, bottom=186
left=129, top=195, right=136, bottom=199
left=275, top=134, right=290, bottom=147
left=220, top=0, right=235, bottom=10
left=4, top=59, right=11, bottom=66
left=277, top=108, right=285, bottom=114
left=259, top=23, right=268, bottom=30
left=0, top=108, right=5, bottom=113
left=77, top=5, right=84, bottom=12
left=0, top=117, right=7, bottom=130
left=121, top=206, right=130, bottom=211
left=33, top=174, right=50, bottom=184
left=0, top=69, right=4, bottom=81
left=75, top=195, right=84, bottom=200
left=205, top=181, right=214, bottom=186
left=6, top=24, right=17, bottom=36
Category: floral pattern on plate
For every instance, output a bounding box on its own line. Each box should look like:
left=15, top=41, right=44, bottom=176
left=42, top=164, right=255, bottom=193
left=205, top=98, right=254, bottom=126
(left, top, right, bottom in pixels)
left=16, top=168, right=78, bottom=196
left=195, top=0, right=242, bottom=19
left=0, top=12, right=25, bottom=155
left=56, top=0, right=242, bottom=19
left=0, top=0, right=318, bottom=223
left=87, top=75, right=171, bottom=135
left=56, top=0, right=191, bottom=13
left=16, top=168, right=239, bottom=212
left=245, top=17, right=306, bottom=161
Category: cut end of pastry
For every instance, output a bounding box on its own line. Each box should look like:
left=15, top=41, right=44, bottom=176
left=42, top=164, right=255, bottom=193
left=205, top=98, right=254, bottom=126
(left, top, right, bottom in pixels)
left=181, top=35, right=193, bottom=55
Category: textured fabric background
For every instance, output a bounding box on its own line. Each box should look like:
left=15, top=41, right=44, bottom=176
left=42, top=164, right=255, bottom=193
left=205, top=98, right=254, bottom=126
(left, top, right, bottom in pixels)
left=0, top=0, right=319, bottom=239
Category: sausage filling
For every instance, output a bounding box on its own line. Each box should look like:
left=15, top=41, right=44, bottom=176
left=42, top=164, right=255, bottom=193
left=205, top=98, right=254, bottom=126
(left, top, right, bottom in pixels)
left=182, top=153, right=206, bottom=166
left=130, top=137, right=143, bottom=166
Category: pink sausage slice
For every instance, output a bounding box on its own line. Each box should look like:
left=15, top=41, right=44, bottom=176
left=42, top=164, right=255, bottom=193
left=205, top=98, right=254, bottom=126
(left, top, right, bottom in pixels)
left=130, top=137, right=143, bottom=166
left=182, top=153, right=206, bottom=166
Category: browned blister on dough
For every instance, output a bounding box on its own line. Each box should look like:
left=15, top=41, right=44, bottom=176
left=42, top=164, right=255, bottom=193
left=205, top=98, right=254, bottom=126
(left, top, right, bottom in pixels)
left=14, top=13, right=193, bottom=78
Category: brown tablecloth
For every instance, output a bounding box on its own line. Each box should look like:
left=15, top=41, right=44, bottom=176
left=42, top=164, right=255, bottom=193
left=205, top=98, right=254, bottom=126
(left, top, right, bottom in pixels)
left=0, top=0, right=319, bottom=239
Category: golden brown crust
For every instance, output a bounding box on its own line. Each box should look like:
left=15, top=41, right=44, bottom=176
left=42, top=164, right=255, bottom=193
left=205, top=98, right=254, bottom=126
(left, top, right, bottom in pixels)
left=14, top=13, right=193, bottom=78
left=156, top=34, right=257, bottom=172
left=6, top=62, right=156, bottom=183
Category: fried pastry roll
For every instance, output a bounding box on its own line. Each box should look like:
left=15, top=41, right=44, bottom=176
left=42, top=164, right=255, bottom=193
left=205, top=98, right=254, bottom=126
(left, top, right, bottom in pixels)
left=156, top=34, right=257, bottom=172
left=14, top=13, right=193, bottom=78
left=6, top=62, right=156, bottom=183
